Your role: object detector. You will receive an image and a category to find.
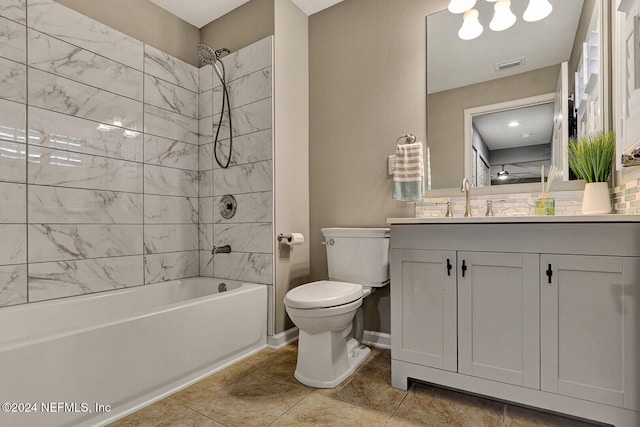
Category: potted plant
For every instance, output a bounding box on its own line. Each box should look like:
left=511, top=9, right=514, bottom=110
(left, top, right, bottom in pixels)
left=568, top=132, right=616, bottom=214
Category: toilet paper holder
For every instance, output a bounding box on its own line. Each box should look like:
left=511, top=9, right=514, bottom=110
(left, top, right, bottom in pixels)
left=277, top=233, right=305, bottom=245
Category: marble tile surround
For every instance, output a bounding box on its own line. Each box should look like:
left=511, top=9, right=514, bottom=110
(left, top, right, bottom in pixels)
left=0, top=0, right=275, bottom=307
left=198, top=37, right=274, bottom=285
left=0, top=0, right=204, bottom=306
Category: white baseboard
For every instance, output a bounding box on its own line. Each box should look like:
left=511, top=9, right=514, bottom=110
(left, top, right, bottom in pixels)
left=362, top=330, right=391, bottom=349
left=267, top=327, right=299, bottom=349
left=267, top=328, right=390, bottom=350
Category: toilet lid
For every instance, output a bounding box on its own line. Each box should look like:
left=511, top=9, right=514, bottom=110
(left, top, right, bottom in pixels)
left=284, top=280, right=363, bottom=309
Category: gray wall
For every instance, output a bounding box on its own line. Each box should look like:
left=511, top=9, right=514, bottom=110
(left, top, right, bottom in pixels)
left=200, top=0, right=274, bottom=56
left=273, top=0, right=310, bottom=334
left=309, top=0, right=449, bottom=333
left=55, top=0, right=200, bottom=66
left=472, top=124, right=491, bottom=166
left=491, top=144, right=552, bottom=166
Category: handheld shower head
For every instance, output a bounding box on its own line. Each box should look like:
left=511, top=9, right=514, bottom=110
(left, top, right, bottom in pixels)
left=215, top=47, right=231, bottom=58
left=196, top=43, right=218, bottom=65
left=196, top=44, right=231, bottom=65
left=196, top=43, right=234, bottom=169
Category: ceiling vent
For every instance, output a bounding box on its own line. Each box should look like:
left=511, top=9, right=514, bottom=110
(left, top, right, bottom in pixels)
left=495, top=56, right=525, bottom=72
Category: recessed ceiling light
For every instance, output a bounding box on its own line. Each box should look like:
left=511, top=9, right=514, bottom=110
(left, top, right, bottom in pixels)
left=508, top=120, right=520, bottom=127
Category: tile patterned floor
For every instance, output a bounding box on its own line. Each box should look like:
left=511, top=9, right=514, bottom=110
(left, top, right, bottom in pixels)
left=109, top=344, right=600, bottom=426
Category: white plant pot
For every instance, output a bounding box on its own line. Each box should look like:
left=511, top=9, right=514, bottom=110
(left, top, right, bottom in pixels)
left=582, top=182, right=611, bottom=215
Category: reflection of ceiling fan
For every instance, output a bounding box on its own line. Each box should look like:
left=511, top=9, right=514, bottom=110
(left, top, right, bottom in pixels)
left=492, top=162, right=547, bottom=184
left=497, top=165, right=509, bottom=179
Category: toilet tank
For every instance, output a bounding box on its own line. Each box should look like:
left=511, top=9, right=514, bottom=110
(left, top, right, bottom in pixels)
left=322, top=227, right=390, bottom=287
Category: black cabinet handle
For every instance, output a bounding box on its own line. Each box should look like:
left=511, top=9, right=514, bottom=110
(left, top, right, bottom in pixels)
left=546, top=264, right=553, bottom=284
left=447, top=258, right=452, bottom=276
left=461, top=260, right=467, bottom=278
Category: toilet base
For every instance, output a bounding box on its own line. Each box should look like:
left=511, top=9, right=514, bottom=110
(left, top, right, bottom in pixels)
left=294, top=331, right=371, bottom=388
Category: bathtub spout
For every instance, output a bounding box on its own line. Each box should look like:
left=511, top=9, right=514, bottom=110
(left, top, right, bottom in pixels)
left=212, top=245, right=231, bottom=254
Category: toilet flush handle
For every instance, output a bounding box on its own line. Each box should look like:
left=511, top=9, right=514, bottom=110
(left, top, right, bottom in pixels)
left=321, top=239, right=335, bottom=246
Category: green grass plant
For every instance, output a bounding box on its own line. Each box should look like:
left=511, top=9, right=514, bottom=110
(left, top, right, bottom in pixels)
left=568, top=132, right=616, bottom=183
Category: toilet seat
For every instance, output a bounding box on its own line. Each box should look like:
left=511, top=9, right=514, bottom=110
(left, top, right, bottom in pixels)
left=284, top=280, right=363, bottom=309
left=285, top=298, right=362, bottom=320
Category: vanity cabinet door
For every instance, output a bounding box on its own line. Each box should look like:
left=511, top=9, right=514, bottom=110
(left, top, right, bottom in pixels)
left=540, top=255, right=640, bottom=410
left=390, top=249, right=457, bottom=372
left=457, top=252, right=540, bottom=389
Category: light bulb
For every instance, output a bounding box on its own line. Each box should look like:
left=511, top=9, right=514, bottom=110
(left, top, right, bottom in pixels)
left=448, top=0, right=476, bottom=14
left=490, top=0, right=516, bottom=32
left=458, top=9, right=483, bottom=40
left=523, top=0, right=553, bottom=22
left=96, top=124, right=112, bottom=132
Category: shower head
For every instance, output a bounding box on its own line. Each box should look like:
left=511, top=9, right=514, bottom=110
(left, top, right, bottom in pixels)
left=196, top=43, right=218, bottom=65
left=215, top=47, right=231, bottom=58
left=196, top=44, right=231, bottom=65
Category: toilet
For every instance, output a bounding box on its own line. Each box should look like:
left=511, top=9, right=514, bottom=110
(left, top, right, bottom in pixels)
left=284, top=227, right=390, bottom=388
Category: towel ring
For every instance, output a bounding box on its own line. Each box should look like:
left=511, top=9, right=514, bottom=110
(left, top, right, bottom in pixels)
left=396, top=134, right=417, bottom=145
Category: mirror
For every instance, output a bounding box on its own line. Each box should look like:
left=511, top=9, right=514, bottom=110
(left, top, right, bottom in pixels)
left=466, top=92, right=558, bottom=186
left=427, top=0, right=605, bottom=191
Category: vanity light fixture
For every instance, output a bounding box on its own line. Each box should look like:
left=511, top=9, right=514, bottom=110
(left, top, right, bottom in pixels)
left=490, top=0, right=517, bottom=31
left=523, top=0, right=553, bottom=22
left=458, top=9, right=484, bottom=40
left=455, top=0, right=553, bottom=40
left=448, top=0, right=476, bottom=14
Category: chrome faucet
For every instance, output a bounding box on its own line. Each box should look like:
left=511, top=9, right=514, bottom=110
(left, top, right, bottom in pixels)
left=461, top=178, right=472, bottom=217
left=212, top=244, right=231, bottom=255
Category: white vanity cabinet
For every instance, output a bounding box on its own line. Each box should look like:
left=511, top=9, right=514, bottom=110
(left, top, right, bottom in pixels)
left=458, top=251, right=540, bottom=389
left=389, top=220, right=640, bottom=427
left=540, top=254, right=639, bottom=411
left=390, top=249, right=457, bottom=372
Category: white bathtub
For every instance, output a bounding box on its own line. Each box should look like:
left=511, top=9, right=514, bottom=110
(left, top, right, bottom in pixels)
left=0, top=277, right=268, bottom=427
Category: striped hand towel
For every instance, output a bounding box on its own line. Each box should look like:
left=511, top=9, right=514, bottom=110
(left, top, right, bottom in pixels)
left=393, top=141, right=425, bottom=202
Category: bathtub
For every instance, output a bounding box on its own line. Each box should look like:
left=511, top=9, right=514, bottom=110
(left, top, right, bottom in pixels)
left=0, top=277, right=268, bottom=427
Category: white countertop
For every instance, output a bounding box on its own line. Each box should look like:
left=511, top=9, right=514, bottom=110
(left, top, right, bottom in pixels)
left=387, top=215, right=640, bottom=224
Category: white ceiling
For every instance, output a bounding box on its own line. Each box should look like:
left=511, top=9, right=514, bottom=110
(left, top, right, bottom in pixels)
left=149, top=0, right=344, bottom=29
left=473, top=102, right=555, bottom=151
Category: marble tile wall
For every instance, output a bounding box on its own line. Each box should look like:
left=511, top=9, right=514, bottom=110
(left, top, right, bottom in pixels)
left=198, top=37, right=274, bottom=285
left=0, top=0, right=199, bottom=306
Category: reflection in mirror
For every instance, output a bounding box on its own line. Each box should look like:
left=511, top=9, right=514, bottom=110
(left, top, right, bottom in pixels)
left=427, top=0, right=603, bottom=190
left=470, top=98, right=555, bottom=186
